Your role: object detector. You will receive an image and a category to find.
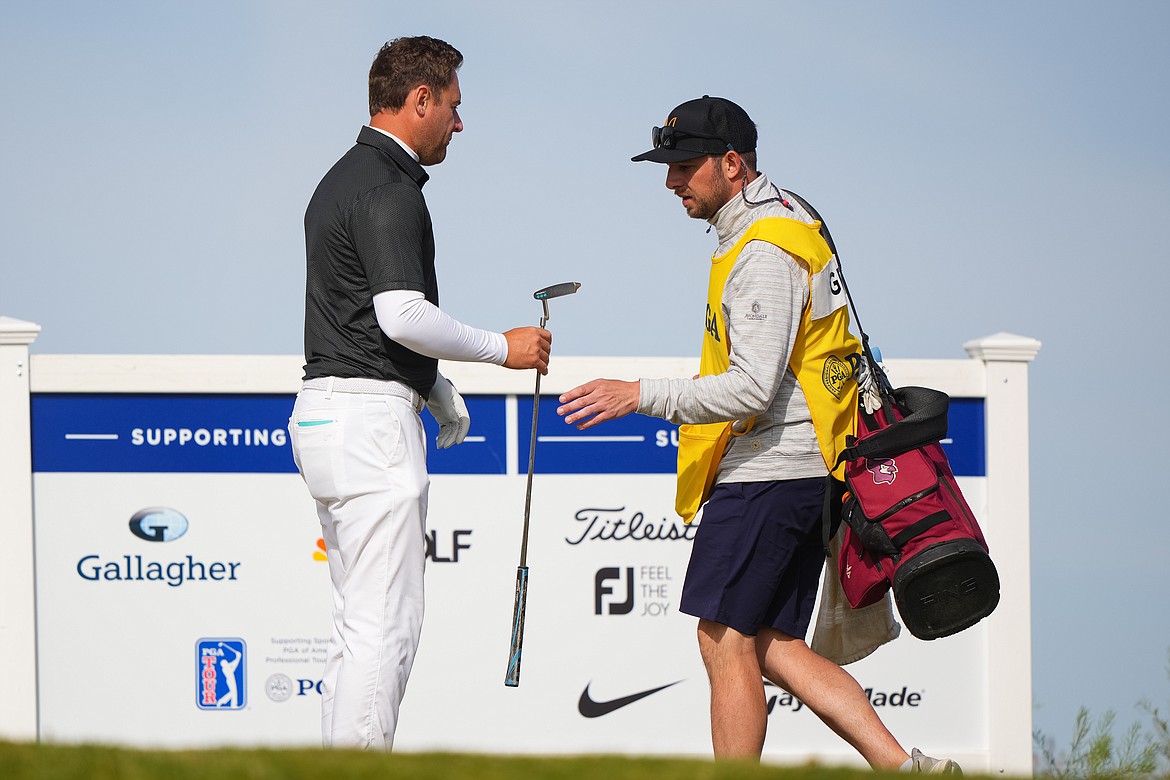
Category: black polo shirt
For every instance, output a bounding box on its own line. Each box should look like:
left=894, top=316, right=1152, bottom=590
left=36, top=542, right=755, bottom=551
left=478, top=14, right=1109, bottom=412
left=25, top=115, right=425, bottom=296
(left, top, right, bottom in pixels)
left=301, top=126, right=439, bottom=396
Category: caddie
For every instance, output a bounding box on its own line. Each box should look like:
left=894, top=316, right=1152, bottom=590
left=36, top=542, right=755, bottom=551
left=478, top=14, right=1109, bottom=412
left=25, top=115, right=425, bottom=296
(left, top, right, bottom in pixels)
left=555, top=95, right=961, bottom=773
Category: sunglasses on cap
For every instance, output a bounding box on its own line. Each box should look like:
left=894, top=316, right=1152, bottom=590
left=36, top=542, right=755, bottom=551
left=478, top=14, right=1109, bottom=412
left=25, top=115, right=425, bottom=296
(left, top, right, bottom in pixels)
left=651, top=125, right=733, bottom=151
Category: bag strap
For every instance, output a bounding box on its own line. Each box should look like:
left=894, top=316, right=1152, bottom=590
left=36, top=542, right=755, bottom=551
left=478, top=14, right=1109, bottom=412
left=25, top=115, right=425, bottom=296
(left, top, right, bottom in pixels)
left=784, top=189, right=880, bottom=556
left=783, top=189, right=954, bottom=461
left=783, top=189, right=893, bottom=400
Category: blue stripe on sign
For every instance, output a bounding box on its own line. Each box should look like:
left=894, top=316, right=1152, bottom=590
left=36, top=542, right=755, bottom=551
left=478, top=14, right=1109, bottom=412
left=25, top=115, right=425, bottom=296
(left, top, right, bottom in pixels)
left=32, top=394, right=299, bottom=474
left=29, top=393, right=985, bottom=477
left=941, top=397, right=985, bottom=477
left=519, top=396, right=986, bottom=477
left=31, top=394, right=510, bottom=475
left=422, top=395, right=508, bottom=474
left=518, top=397, right=679, bottom=474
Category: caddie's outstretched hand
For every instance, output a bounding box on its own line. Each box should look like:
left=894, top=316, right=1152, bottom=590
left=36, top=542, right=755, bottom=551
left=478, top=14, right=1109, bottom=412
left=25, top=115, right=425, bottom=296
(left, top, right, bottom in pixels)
left=557, top=379, right=639, bottom=430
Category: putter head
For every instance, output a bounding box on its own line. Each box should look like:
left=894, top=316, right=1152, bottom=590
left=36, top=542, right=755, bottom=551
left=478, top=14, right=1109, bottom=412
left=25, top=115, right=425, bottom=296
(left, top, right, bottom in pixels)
left=533, top=282, right=581, bottom=301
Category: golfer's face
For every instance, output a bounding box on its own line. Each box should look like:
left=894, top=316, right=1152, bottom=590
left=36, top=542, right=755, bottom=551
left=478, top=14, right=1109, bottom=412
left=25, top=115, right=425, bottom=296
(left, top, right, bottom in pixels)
left=418, top=74, right=463, bottom=166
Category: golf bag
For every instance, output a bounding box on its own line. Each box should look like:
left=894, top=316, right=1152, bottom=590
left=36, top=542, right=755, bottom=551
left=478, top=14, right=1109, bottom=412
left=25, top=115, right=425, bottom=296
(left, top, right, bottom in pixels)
left=834, top=382, right=1000, bottom=640
left=785, top=190, right=1000, bottom=641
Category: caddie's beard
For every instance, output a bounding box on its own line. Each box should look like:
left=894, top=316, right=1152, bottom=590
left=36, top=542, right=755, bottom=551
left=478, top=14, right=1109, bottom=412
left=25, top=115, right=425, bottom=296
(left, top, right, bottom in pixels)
left=682, top=176, right=733, bottom=221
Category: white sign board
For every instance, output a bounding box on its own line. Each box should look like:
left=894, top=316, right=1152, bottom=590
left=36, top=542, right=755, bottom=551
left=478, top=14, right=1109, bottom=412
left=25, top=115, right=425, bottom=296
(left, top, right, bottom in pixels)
left=13, top=350, right=1035, bottom=773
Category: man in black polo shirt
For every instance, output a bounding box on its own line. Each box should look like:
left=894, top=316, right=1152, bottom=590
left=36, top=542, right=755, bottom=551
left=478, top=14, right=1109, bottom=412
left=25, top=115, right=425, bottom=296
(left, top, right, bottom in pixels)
left=288, top=36, right=550, bottom=751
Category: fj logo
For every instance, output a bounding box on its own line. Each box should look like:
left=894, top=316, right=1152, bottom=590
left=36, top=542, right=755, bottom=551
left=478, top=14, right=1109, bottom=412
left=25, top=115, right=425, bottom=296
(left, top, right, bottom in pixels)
left=595, top=567, right=634, bottom=615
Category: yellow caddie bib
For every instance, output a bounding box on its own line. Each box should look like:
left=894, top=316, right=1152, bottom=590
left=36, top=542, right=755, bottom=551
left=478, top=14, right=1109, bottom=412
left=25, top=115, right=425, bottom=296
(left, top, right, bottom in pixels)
left=675, top=217, right=861, bottom=523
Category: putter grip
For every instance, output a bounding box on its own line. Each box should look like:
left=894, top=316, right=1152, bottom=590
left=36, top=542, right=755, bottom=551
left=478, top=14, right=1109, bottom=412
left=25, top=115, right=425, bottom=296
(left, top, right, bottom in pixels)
left=504, top=566, right=529, bottom=687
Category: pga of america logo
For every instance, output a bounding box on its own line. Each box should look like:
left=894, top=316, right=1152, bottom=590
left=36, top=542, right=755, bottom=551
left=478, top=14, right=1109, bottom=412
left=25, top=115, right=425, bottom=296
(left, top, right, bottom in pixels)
left=196, top=638, right=246, bottom=710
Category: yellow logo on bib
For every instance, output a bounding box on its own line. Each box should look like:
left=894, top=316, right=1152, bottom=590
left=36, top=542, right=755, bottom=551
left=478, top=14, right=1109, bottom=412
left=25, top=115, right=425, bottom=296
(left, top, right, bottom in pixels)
left=822, top=355, right=854, bottom=400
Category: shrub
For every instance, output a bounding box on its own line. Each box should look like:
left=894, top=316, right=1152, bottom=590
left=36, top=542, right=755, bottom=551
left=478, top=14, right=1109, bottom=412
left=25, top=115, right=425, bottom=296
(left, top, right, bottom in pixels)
left=1035, top=650, right=1170, bottom=779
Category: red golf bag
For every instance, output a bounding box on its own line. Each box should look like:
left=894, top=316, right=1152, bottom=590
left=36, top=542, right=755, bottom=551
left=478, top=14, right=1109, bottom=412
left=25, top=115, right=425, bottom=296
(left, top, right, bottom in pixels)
left=835, top=383, right=1000, bottom=640
left=783, top=189, right=1000, bottom=641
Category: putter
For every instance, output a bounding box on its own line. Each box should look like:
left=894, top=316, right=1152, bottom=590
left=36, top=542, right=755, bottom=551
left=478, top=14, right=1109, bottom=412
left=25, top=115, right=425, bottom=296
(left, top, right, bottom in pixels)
left=505, top=281, right=581, bottom=687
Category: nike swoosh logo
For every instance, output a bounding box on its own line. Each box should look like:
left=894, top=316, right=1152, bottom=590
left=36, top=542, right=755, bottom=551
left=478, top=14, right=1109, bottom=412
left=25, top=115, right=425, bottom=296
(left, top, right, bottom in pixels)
left=577, top=680, right=683, bottom=718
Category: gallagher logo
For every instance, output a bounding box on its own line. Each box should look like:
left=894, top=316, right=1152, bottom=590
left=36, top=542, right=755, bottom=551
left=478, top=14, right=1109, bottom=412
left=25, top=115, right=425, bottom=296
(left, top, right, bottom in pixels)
left=75, top=512, right=240, bottom=587
left=196, top=638, right=246, bottom=710
left=128, top=507, right=189, bottom=542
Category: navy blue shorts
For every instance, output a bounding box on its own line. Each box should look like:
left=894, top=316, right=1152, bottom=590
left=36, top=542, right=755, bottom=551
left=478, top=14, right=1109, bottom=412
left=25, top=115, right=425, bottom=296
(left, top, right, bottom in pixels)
left=679, top=478, right=826, bottom=638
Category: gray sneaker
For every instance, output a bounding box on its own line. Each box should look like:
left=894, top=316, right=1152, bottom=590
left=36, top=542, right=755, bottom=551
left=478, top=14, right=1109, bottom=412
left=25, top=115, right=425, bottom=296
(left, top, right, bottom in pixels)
left=911, top=748, right=962, bottom=775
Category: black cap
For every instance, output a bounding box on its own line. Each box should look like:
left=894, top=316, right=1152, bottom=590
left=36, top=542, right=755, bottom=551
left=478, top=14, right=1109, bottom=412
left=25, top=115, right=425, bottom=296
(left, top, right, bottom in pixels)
left=631, top=95, right=757, bottom=163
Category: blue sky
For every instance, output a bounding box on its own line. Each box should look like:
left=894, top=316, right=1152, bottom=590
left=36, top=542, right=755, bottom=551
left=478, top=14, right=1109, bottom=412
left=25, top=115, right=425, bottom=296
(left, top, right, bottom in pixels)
left=3, top=0, right=1169, bottom=755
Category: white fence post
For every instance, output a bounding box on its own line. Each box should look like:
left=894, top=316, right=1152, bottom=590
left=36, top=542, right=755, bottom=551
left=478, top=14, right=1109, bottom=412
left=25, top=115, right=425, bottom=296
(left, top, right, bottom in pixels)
left=0, top=316, right=41, bottom=741
left=965, top=332, right=1042, bottom=776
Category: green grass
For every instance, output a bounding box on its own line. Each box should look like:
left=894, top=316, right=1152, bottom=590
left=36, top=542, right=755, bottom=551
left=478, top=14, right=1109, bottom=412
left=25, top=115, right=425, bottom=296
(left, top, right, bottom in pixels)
left=0, top=742, right=890, bottom=780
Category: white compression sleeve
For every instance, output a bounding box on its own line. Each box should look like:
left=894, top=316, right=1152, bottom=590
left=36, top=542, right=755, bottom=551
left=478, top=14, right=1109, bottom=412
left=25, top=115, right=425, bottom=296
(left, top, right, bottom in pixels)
left=373, top=289, right=508, bottom=364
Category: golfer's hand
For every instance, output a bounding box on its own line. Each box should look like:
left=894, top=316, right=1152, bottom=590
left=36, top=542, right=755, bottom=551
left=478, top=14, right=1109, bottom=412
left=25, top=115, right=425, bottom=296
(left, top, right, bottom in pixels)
left=503, top=327, right=551, bottom=374
left=557, top=379, right=639, bottom=430
left=425, top=375, right=471, bottom=449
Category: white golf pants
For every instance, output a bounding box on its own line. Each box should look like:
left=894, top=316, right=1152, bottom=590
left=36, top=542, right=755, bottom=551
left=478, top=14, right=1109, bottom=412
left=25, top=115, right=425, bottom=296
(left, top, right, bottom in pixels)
left=289, top=384, right=429, bottom=750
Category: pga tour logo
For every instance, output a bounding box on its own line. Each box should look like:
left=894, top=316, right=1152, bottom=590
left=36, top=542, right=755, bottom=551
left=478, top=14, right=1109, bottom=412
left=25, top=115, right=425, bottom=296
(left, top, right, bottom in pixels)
left=196, top=638, right=246, bottom=710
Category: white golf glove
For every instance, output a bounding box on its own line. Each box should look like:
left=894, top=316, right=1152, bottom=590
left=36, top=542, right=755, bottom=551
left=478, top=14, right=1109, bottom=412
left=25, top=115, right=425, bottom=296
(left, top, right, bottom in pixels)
left=426, top=374, right=470, bottom=449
